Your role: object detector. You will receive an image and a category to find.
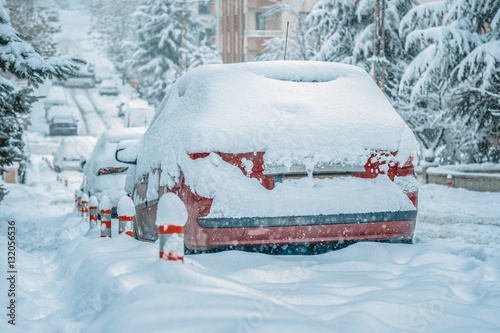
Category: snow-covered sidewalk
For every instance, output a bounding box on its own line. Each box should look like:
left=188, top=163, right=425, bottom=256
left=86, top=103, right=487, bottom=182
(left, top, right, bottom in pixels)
left=1, top=155, right=500, bottom=332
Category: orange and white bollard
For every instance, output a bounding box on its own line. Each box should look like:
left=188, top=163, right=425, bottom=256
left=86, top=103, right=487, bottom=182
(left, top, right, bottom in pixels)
left=447, top=174, right=453, bottom=187
left=89, top=196, right=98, bottom=229
left=57, top=175, right=60, bottom=182
left=118, top=196, right=135, bottom=237
left=64, top=178, right=68, bottom=187
left=100, top=196, right=112, bottom=238
left=77, top=190, right=83, bottom=212
left=156, top=193, right=187, bottom=263
left=74, top=190, right=79, bottom=206
left=81, top=193, right=89, bottom=223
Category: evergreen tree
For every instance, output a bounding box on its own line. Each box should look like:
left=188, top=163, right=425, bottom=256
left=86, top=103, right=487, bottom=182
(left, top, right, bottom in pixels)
left=0, top=0, right=83, bottom=203
left=7, top=1, right=58, bottom=56
left=89, top=0, right=139, bottom=80
left=400, top=0, right=500, bottom=163
left=127, top=0, right=219, bottom=105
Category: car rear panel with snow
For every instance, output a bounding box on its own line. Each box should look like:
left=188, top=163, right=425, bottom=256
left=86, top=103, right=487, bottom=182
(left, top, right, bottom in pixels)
left=128, top=61, right=419, bottom=252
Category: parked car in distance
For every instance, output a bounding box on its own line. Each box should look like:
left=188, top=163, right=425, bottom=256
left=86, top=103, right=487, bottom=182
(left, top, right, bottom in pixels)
left=47, top=9, right=59, bottom=22
left=98, top=80, right=119, bottom=96
left=53, top=136, right=97, bottom=172
left=49, top=114, right=78, bottom=136
left=62, top=70, right=95, bottom=89
left=123, top=99, right=155, bottom=128
left=82, top=128, right=145, bottom=217
left=44, top=86, right=67, bottom=111
left=121, top=61, right=420, bottom=253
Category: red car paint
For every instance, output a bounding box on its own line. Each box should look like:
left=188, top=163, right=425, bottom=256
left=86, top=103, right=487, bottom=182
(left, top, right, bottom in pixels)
left=132, top=151, right=418, bottom=251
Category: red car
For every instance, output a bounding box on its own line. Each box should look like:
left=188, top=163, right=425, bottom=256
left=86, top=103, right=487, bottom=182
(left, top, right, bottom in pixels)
left=119, top=61, right=419, bottom=253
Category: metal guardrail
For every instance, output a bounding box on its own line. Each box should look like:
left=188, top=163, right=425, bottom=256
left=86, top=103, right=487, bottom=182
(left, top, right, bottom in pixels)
left=422, top=165, right=500, bottom=192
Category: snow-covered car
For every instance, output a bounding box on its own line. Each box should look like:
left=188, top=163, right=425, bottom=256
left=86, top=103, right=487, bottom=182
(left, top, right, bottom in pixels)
left=121, top=61, right=419, bottom=253
left=82, top=128, right=145, bottom=217
left=44, top=86, right=67, bottom=111
left=53, top=136, right=97, bottom=172
left=98, top=80, right=119, bottom=96
left=62, top=70, right=95, bottom=88
left=123, top=99, right=155, bottom=128
left=49, top=114, right=78, bottom=136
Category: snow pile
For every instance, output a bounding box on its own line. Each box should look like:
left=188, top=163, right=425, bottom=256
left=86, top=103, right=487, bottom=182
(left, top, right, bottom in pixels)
left=99, top=195, right=111, bottom=211
left=155, top=193, right=188, bottom=226
left=89, top=195, right=98, bottom=208
left=117, top=196, right=135, bottom=217
left=180, top=153, right=415, bottom=218
left=135, top=61, right=418, bottom=185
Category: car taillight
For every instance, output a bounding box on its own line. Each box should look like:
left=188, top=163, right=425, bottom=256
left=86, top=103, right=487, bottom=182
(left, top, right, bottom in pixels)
left=402, top=156, right=414, bottom=168
left=97, top=167, right=129, bottom=176
left=70, top=124, right=76, bottom=127
left=51, top=123, right=57, bottom=127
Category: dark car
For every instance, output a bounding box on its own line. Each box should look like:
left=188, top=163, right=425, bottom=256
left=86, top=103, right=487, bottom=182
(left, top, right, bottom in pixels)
left=49, top=115, right=78, bottom=136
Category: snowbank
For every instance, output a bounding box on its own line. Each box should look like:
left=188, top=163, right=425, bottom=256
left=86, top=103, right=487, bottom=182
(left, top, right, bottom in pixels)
left=155, top=192, right=188, bottom=226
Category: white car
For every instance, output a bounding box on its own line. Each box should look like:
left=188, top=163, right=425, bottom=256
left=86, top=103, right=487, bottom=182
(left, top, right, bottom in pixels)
left=53, top=137, right=97, bottom=172
left=62, top=70, right=95, bottom=89
left=98, top=80, right=119, bottom=96
left=123, top=99, right=155, bottom=128
left=82, top=128, right=146, bottom=217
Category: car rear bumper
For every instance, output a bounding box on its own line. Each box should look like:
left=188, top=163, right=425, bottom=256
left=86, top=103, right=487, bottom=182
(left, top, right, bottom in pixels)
left=186, top=212, right=417, bottom=251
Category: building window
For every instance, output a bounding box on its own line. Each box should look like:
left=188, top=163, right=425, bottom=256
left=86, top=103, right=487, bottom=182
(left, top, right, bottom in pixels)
left=256, top=12, right=266, bottom=31
left=198, top=0, right=212, bottom=14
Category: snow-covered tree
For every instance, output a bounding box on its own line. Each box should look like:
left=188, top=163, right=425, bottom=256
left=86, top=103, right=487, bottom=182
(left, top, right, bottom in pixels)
left=400, top=0, right=500, bottom=163
left=0, top=0, right=83, bottom=203
left=89, top=0, right=139, bottom=79
left=7, top=1, right=58, bottom=56
left=127, top=0, right=219, bottom=105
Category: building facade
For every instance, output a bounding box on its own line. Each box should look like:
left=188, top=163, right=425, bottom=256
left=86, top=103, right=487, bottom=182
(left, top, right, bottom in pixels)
left=213, top=0, right=317, bottom=63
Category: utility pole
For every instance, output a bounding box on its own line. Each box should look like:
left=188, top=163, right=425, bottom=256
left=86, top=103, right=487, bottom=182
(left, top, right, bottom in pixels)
left=178, top=0, right=188, bottom=76
left=372, top=0, right=386, bottom=93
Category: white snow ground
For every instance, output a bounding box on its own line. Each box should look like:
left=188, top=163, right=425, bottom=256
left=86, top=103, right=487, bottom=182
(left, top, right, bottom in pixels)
left=1, top=155, right=500, bottom=333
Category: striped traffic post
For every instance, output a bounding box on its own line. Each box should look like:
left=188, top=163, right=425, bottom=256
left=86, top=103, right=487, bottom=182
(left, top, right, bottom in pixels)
left=57, top=175, right=60, bottom=182
left=118, top=196, right=135, bottom=237
left=447, top=174, right=453, bottom=187
left=74, top=190, right=78, bottom=207
left=100, top=196, right=112, bottom=238
left=77, top=190, right=82, bottom=212
left=81, top=193, right=89, bottom=223
left=156, top=193, right=187, bottom=263
left=64, top=178, right=68, bottom=187
left=89, top=196, right=98, bottom=229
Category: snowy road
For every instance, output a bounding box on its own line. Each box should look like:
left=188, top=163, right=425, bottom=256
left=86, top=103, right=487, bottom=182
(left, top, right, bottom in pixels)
left=1, top=156, right=500, bottom=333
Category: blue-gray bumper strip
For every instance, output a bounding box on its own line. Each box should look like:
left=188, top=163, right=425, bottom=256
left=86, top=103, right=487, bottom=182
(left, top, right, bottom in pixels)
left=197, top=210, right=418, bottom=229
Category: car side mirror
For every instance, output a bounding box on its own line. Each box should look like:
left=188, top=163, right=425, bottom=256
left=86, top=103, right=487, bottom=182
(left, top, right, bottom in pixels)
left=115, top=139, right=139, bottom=165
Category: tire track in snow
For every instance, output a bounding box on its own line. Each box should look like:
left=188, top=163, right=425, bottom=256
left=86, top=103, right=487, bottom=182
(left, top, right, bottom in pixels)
left=69, top=89, right=108, bottom=137
left=84, top=90, right=118, bottom=129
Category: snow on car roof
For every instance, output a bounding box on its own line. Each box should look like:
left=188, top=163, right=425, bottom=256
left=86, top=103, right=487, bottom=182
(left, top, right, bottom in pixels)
left=137, top=61, right=418, bottom=181
left=128, top=98, right=153, bottom=110
left=54, top=136, right=97, bottom=160
left=100, top=79, right=117, bottom=87
left=51, top=114, right=76, bottom=122
left=100, top=127, right=146, bottom=144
